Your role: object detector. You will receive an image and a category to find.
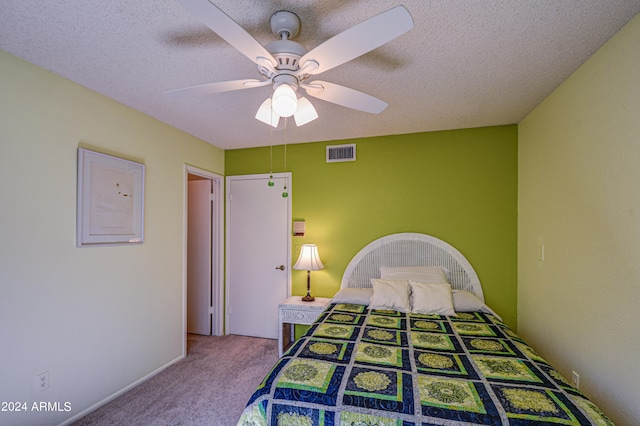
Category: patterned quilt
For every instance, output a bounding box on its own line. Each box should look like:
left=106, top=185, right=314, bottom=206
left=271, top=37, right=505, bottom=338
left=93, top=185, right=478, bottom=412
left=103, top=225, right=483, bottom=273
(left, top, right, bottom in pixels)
left=237, top=303, right=613, bottom=425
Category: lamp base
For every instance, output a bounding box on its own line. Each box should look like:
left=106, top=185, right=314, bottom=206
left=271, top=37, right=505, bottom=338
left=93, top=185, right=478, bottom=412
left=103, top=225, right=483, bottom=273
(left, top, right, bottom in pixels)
left=301, top=294, right=315, bottom=302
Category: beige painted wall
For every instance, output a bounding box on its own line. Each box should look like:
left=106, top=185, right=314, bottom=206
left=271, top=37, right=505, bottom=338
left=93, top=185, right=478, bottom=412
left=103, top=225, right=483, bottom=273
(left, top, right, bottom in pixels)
left=0, top=51, right=223, bottom=425
left=518, top=14, right=640, bottom=425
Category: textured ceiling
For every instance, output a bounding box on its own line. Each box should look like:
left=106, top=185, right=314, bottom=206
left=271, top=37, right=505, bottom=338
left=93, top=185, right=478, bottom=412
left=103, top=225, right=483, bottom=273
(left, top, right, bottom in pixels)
left=2, top=1, right=640, bottom=149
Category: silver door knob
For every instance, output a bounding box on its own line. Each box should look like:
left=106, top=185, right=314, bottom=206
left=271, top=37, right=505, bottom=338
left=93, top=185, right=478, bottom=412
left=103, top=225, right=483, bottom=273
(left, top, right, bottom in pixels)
left=275, top=265, right=285, bottom=270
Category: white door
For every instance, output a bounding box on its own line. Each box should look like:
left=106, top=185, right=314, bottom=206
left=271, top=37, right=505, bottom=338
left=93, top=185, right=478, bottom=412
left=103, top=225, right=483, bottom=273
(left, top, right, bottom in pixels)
left=187, top=179, right=212, bottom=335
left=226, top=173, right=291, bottom=339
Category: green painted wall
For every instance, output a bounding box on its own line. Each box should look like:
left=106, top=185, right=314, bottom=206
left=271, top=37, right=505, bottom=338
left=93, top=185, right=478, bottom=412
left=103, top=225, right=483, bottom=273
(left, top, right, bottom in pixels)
left=226, top=125, right=518, bottom=328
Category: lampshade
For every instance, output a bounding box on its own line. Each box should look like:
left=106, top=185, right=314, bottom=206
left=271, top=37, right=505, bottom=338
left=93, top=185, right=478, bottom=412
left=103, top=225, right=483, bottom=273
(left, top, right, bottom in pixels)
left=293, top=96, right=318, bottom=126
left=272, top=83, right=298, bottom=117
left=255, top=98, right=280, bottom=127
left=293, top=244, right=324, bottom=271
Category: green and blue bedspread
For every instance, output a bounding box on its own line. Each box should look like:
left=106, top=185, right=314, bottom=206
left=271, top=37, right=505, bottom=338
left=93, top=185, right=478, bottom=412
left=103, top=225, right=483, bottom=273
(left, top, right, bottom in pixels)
left=238, top=303, right=613, bottom=425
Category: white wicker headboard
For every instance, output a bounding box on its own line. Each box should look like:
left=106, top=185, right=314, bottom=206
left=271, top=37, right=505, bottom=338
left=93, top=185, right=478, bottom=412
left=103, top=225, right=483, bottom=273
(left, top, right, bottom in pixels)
left=340, top=233, right=484, bottom=302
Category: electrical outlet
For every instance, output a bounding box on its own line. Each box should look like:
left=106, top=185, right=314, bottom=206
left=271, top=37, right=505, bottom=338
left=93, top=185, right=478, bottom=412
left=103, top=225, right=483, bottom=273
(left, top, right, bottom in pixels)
left=571, top=371, right=580, bottom=389
left=35, top=371, right=49, bottom=393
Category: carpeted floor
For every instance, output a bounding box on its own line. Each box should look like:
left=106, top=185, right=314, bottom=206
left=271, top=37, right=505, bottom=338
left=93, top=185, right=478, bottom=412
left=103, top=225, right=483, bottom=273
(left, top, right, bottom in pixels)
left=73, top=334, right=278, bottom=426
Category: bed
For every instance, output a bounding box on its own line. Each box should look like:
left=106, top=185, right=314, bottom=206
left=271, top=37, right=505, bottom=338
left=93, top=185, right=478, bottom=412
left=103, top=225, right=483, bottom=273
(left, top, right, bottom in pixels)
left=237, top=233, right=613, bottom=425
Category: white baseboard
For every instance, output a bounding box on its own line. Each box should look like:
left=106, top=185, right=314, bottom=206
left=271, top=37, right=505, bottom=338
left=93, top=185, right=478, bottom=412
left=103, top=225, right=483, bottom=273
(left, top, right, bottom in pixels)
left=58, top=354, right=185, bottom=426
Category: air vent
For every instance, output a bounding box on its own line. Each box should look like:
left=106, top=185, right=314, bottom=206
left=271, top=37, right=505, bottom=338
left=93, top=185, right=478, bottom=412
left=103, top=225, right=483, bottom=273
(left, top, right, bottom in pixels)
left=326, top=144, right=356, bottom=163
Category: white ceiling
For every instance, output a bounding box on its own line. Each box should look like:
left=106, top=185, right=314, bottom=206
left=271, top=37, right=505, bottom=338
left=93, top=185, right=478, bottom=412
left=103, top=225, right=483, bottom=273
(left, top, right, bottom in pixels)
left=2, top=1, right=639, bottom=150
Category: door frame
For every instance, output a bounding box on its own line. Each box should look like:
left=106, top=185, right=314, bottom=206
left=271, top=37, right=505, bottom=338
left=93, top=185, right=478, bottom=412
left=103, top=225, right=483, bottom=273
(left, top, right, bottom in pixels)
left=225, top=172, right=292, bottom=335
left=183, top=165, right=224, bottom=351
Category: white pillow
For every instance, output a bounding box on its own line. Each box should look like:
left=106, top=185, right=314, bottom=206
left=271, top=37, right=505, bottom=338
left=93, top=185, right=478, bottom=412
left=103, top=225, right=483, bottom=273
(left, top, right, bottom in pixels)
left=369, top=279, right=411, bottom=312
left=331, top=288, right=373, bottom=305
left=409, top=281, right=456, bottom=316
left=452, top=290, right=502, bottom=320
left=380, top=266, right=448, bottom=283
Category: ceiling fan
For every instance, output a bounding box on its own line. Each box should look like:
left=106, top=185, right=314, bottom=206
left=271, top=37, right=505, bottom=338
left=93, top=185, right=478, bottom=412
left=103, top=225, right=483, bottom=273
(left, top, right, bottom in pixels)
left=164, top=1, right=414, bottom=127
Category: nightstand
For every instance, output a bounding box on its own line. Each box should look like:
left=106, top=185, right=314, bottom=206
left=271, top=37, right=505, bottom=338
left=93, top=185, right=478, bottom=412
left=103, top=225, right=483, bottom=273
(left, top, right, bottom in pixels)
left=278, top=296, right=331, bottom=356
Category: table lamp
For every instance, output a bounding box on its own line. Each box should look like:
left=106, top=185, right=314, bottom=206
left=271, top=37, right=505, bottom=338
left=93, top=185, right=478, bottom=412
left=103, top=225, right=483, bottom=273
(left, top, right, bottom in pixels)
left=293, top=244, right=324, bottom=302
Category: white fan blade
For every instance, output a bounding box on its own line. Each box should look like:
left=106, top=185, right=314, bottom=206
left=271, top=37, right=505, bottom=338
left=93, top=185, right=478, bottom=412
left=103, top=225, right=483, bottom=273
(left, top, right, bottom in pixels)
left=302, top=81, right=388, bottom=114
left=299, top=6, right=413, bottom=75
left=164, top=79, right=270, bottom=98
left=175, top=0, right=277, bottom=67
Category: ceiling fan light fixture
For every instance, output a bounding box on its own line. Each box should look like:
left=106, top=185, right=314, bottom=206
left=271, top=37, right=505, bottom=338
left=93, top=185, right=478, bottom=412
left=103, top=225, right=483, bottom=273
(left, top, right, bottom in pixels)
left=272, top=83, right=298, bottom=117
left=166, top=3, right=414, bottom=131
left=255, top=98, right=280, bottom=127
left=294, top=97, right=318, bottom=126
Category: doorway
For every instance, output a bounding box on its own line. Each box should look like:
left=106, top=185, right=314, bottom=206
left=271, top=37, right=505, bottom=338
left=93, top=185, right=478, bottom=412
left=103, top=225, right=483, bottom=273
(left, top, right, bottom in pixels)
left=184, top=166, right=223, bottom=352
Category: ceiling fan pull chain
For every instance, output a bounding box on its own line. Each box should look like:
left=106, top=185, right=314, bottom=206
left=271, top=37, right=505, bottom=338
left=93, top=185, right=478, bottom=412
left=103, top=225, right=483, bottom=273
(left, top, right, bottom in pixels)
left=268, top=153, right=274, bottom=187
left=282, top=118, right=289, bottom=198
left=268, top=109, right=275, bottom=187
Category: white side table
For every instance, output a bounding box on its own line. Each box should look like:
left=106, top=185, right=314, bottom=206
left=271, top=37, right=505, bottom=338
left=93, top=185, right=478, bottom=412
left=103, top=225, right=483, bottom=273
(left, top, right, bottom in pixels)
left=278, top=296, right=331, bottom=356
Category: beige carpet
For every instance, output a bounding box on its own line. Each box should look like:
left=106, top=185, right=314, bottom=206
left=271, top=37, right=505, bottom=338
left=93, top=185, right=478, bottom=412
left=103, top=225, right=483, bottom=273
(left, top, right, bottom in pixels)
left=73, top=334, right=278, bottom=426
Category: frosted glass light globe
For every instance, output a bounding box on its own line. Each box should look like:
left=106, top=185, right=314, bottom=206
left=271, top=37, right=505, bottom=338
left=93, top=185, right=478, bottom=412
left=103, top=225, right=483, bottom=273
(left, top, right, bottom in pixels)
left=272, top=84, right=298, bottom=117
